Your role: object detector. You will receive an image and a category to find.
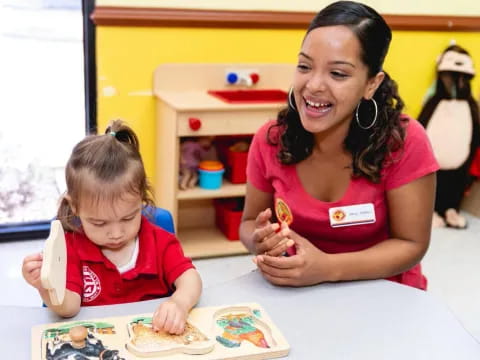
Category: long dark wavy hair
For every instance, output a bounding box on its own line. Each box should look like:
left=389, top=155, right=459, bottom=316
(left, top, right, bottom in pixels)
left=268, top=1, right=405, bottom=183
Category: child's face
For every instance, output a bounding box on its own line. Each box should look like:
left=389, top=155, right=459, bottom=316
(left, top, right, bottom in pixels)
left=77, top=193, right=143, bottom=251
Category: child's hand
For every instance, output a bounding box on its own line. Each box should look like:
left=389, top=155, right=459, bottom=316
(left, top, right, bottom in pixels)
left=252, top=209, right=293, bottom=255
left=152, top=299, right=188, bottom=335
left=22, top=252, right=44, bottom=290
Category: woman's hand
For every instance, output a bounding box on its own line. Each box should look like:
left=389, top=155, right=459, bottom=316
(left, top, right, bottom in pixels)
left=152, top=298, right=188, bottom=335
left=254, top=226, right=335, bottom=286
left=251, top=208, right=294, bottom=255
left=22, top=252, right=44, bottom=290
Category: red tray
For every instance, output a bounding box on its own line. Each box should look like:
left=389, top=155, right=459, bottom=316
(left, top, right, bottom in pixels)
left=208, top=89, right=288, bottom=104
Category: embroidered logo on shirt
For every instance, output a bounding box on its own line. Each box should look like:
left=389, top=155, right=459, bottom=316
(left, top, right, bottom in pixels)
left=82, top=265, right=101, bottom=302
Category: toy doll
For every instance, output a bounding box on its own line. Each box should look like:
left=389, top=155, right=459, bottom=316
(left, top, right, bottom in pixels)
left=179, top=136, right=216, bottom=190
left=418, top=45, right=480, bottom=228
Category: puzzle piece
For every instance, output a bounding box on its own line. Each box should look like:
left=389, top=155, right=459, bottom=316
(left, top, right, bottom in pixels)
left=40, top=220, right=67, bottom=306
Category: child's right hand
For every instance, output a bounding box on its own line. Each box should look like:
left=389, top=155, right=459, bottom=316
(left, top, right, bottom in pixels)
left=152, top=298, right=188, bottom=335
left=22, top=252, right=44, bottom=290
left=252, top=208, right=294, bottom=256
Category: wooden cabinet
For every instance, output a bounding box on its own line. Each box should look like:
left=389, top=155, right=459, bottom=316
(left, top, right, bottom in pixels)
left=153, top=64, right=294, bottom=258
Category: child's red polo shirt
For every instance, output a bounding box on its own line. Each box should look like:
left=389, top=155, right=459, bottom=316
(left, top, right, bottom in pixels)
left=65, top=216, right=194, bottom=306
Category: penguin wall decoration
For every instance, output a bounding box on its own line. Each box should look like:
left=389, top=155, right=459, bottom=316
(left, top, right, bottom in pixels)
left=418, top=45, right=480, bottom=228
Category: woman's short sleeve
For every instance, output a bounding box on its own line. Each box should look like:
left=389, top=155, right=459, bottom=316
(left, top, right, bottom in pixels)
left=246, top=122, right=275, bottom=193
left=383, top=118, right=439, bottom=191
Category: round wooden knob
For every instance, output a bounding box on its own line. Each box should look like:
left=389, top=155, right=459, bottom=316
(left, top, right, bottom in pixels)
left=188, top=117, right=202, bottom=131
left=69, top=326, right=88, bottom=349
left=226, top=72, right=238, bottom=84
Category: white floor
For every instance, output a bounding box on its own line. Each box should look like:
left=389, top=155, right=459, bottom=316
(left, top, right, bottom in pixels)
left=2, top=213, right=479, bottom=341
left=421, top=213, right=480, bottom=341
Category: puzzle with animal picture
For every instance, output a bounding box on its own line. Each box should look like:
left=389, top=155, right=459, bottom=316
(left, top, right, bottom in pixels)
left=31, top=302, right=290, bottom=359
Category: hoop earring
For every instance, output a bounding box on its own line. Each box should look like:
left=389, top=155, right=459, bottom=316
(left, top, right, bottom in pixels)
left=355, top=98, right=378, bottom=130
left=288, top=87, right=297, bottom=112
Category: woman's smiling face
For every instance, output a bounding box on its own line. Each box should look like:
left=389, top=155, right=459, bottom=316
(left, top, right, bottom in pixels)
left=293, top=25, right=382, bottom=135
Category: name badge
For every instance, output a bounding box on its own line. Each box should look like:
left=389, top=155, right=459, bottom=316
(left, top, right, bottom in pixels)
left=329, top=203, right=376, bottom=228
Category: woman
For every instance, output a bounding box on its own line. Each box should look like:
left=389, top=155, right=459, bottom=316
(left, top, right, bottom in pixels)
left=239, top=1, right=438, bottom=290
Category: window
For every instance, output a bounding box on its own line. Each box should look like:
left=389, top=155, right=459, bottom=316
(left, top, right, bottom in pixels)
left=0, top=0, right=93, bottom=239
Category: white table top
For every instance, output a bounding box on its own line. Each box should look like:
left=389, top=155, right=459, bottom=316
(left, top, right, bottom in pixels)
left=5, top=270, right=480, bottom=359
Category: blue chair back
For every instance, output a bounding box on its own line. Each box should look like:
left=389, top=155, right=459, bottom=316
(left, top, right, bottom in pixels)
left=143, top=206, right=175, bottom=234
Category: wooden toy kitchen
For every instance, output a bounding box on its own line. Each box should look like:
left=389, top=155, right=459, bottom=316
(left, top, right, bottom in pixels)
left=154, top=63, right=294, bottom=258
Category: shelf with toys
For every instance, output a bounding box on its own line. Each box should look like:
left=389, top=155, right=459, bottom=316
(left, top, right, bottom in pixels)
left=176, top=180, right=245, bottom=200
left=154, top=63, right=294, bottom=258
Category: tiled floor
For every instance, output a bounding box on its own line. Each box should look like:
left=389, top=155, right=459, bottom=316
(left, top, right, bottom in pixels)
left=2, top=213, right=479, bottom=341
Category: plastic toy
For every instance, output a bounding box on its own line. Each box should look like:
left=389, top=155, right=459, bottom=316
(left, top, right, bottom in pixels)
left=179, top=136, right=216, bottom=190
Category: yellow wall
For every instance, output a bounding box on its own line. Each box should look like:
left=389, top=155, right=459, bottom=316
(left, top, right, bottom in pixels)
left=97, top=27, right=480, bottom=188
left=386, top=32, right=480, bottom=114
left=97, top=27, right=303, bottom=182
left=96, top=0, right=480, bottom=16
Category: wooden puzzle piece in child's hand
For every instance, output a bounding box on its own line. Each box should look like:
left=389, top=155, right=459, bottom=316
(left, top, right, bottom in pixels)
left=33, top=303, right=290, bottom=360
left=40, top=220, right=66, bottom=306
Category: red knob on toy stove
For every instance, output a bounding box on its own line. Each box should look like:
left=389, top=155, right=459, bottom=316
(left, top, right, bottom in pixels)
left=188, top=117, right=202, bottom=131
left=250, top=73, right=260, bottom=84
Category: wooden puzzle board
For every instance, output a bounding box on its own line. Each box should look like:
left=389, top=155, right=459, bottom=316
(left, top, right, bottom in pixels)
left=31, top=302, right=289, bottom=360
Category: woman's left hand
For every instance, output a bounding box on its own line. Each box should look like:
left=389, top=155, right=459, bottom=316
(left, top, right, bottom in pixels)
left=254, top=227, right=335, bottom=286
